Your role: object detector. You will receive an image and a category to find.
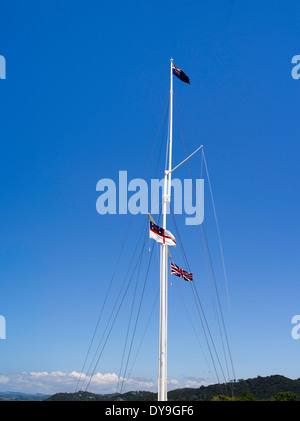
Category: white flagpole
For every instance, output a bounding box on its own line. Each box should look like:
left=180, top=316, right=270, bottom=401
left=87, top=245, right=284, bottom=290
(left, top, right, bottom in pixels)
left=158, top=58, right=174, bottom=401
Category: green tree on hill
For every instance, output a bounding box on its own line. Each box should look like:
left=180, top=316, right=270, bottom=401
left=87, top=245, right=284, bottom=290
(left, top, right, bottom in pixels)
left=270, top=392, right=298, bottom=401
left=212, top=395, right=234, bottom=401
left=238, top=391, right=256, bottom=401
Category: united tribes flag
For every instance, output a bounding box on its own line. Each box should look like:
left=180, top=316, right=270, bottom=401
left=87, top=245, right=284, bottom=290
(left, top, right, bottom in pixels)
left=149, top=221, right=176, bottom=247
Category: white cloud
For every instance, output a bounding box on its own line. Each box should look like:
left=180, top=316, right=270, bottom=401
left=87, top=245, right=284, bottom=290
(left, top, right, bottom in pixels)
left=183, top=376, right=210, bottom=388
left=0, top=375, right=9, bottom=384
left=0, top=371, right=211, bottom=396
left=0, top=371, right=158, bottom=395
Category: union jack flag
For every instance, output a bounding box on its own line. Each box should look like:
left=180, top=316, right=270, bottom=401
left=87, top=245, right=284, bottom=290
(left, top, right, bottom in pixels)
left=149, top=221, right=176, bottom=247
left=172, top=64, right=190, bottom=84
left=170, top=261, right=193, bottom=282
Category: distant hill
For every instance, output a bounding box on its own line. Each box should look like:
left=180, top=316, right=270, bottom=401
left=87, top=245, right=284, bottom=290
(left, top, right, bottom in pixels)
left=46, top=375, right=300, bottom=401
left=0, top=392, right=50, bottom=401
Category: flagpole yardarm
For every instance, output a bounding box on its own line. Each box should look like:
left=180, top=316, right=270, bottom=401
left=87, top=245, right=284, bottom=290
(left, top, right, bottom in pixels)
left=170, top=145, right=203, bottom=174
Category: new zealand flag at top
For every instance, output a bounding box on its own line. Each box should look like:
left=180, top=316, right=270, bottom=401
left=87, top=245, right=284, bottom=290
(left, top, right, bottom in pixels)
left=172, top=64, right=190, bottom=84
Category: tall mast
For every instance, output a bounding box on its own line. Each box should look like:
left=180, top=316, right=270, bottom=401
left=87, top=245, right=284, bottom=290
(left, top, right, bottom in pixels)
left=158, top=58, right=174, bottom=402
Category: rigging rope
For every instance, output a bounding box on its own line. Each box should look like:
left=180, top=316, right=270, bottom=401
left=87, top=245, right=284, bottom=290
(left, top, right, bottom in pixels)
left=119, top=235, right=156, bottom=393
left=173, top=98, right=236, bottom=388
left=75, top=215, right=133, bottom=392
left=116, top=233, right=145, bottom=394
left=170, top=206, right=227, bottom=394
left=117, top=204, right=162, bottom=393
left=127, top=288, right=159, bottom=380
left=202, top=150, right=234, bottom=346
left=84, top=226, right=150, bottom=391
left=78, top=98, right=169, bottom=393
left=115, top=101, right=170, bottom=391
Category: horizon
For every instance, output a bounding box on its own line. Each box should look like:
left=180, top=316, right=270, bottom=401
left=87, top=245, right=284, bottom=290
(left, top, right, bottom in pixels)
left=0, top=372, right=298, bottom=397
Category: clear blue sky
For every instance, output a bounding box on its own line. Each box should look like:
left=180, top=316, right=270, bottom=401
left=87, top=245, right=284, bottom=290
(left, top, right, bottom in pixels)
left=0, top=0, right=300, bottom=394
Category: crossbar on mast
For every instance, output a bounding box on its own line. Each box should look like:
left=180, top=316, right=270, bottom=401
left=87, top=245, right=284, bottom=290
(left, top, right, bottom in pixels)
left=169, top=145, right=203, bottom=174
